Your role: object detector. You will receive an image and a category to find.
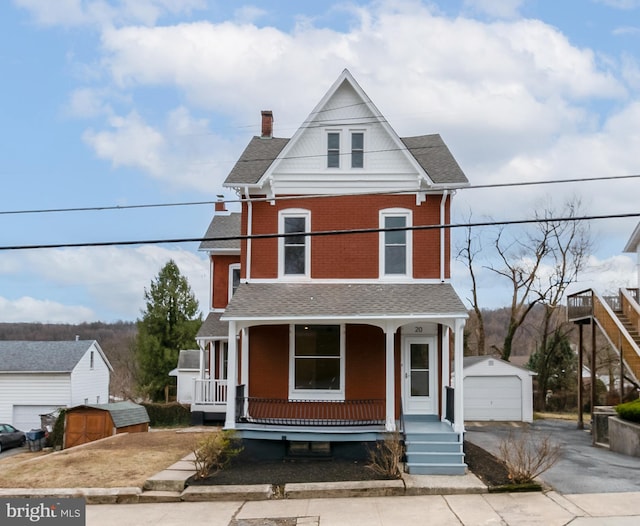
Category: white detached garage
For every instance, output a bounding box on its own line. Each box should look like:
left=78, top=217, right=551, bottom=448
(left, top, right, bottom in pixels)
left=463, top=356, right=535, bottom=423
left=0, top=340, right=112, bottom=431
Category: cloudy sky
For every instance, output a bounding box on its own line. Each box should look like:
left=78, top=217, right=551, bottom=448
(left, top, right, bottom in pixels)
left=1, top=0, right=639, bottom=323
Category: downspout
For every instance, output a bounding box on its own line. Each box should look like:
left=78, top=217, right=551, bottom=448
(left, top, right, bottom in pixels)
left=244, top=186, right=252, bottom=281
left=440, top=190, right=449, bottom=282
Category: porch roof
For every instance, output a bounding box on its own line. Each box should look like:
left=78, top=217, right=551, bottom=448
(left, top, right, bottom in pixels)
left=221, top=283, right=467, bottom=322
left=196, top=311, right=229, bottom=339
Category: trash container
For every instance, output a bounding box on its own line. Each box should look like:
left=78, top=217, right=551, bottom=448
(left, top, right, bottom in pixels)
left=26, top=429, right=46, bottom=451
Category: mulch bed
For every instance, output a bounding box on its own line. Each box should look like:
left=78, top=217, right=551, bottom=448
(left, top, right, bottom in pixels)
left=187, top=441, right=518, bottom=490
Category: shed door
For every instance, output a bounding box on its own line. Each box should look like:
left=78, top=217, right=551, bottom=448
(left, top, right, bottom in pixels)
left=12, top=405, right=61, bottom=431
left=464, top=376, right=522, bottom=421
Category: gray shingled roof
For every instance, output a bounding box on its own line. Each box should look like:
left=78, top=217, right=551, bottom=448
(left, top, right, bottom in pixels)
left=222, top=134, right=468, bottom=188
left=177, top=349, right=200, bottom=369
left=196, top=311, right=229, bottom=339
left=224, top=136, right=288, bottom=186
left=222, top=283, right=467, bottom=320
left=199, top=213, right=241, bottom=251
left=71, top=401, right=150, bottom=428
left=0, top=340, right=109, bottom=373
left=401, top=134, right=468, bottom=185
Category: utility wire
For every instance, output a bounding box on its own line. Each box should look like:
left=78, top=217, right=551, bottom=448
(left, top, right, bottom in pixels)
left=2, top=174, right=639, bottom=216
left=2, top=211, right=639, bottom=252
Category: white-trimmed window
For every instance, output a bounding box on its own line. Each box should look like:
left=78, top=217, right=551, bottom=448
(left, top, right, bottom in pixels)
left=289, top=324, right=345, bottom=400
left=327, top=130, right=365, bottom=168
left=327, top=132, right=340, bottom=168
left=351, top=131, right=364, bottom=168
left=380, top=208, right=412, bottom=277
left=220, top=342, right=228, bottom=380
left=279, top=209, right=311, bottom=278
left=228, top=263, right=241, bottom=300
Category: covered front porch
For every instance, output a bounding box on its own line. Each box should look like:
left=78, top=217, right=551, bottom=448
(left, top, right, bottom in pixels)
left=220, top=283, right=467, bottom=440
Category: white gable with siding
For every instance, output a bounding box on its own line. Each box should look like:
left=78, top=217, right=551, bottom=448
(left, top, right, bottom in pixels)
left=0, top=340, right=112, bottom=431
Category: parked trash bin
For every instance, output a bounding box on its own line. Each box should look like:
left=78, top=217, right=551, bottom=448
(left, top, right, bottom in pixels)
left=26, top=429, right=46, bottom=451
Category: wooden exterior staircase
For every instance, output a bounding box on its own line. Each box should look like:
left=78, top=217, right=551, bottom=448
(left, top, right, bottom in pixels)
left=567, top=288, right=640, bottom=386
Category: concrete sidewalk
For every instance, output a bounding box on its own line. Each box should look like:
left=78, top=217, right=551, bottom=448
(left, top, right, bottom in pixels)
left=84, top=491, right=640, bottom=525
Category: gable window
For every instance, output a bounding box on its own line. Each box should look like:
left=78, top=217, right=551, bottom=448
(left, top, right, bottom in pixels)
left=380, top=209, right=412, bottom=277
left=351, top=132, right=364, bottom=168
left=279, top=209, right=311, bottom=277
left=327, top=132, right=340, bottom=168
left=228, top=264, right=241, bottom=300
left=90, top=350, right=94, bottom=370
left=290, top=324, right=344, bottom=399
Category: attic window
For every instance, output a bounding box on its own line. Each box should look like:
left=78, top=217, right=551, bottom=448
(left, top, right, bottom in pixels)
left=351, top=132, right=364, bottom=168
left=90, top=350, right=94, bottom=369
left=327, top=132, right=340, bottom=168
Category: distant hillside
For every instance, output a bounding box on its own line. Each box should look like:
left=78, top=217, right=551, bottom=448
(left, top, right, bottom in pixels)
left=0, top=321, right=138, bottom=399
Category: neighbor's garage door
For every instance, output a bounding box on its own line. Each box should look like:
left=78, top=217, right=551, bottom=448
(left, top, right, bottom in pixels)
left=12, top=405, right=61, bottom=431
left=464, top=376, right=522, bottom=421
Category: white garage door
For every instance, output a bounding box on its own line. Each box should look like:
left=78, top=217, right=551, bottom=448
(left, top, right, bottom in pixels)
left=464, top=376, right=522, bottom=421
left=12, top=405, right=62, bottom=432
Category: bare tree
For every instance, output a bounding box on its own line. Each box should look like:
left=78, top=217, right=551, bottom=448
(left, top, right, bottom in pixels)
left=457, top=222, right=486, bottom=355
left=461, top=198, right=591, bottom=362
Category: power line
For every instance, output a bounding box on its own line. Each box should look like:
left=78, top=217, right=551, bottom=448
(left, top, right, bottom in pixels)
left=2, top=211, right=638, bottom=252
left=2, top=173, right=640, bottom=216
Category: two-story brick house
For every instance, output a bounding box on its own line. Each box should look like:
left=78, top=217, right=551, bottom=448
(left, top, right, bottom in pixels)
left=194, top=70, right=469, bottom=474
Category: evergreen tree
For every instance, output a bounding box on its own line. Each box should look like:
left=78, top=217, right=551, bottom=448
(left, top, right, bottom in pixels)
left=135, top=260, right=201, bottom=401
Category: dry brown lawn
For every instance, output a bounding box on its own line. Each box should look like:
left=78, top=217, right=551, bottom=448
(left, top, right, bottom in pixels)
left=0, top=428, right=216, bottom=489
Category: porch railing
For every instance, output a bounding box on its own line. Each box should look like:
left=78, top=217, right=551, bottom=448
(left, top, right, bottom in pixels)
left=193, top=378, right=227, bottom=405
left=445, top=386, right=455, bottom=424
left=235, top=397, right=385, bottom=426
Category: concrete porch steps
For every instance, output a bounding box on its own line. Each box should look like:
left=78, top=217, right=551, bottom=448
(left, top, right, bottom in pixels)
left=403, top=415, right=466, bottom=476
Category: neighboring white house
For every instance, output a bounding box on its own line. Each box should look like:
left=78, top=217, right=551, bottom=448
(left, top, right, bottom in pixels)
left=0, top=340, right=112, bottom=431
left=463, top=356, right=535, bottom=423
left=168, top=349, right=200, bottom=404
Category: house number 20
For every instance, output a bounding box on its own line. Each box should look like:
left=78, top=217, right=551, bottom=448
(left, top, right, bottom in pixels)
left=414, top=326, right=423, bottom=333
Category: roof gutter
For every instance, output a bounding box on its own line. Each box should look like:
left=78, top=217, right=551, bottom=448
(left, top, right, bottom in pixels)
left=440, top=190, right=449, bottom=282
left=244, top=186, right=252, bottom=281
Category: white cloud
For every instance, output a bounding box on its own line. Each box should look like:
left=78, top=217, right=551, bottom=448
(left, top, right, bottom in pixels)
left=14, top=0, right=206, bottom=28
left=234, top=6, right=267, bottom=25
left=82, top=107, right=241, bottom=192
left=0, top=246, right=209, bottom=322
left=0, top=296, right=96, bottom=323
left=593, top=0, right=640, bottom=9
left=463, top=0, right=525, bottom=19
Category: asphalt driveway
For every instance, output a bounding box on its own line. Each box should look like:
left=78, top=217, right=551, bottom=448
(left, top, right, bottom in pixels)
left=465, top=419, right=640, bottom=494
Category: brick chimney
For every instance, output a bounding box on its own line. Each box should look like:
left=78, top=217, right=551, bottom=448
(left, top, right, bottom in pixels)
left=215, top=195, right=227, bottom=213
left=261, top=110, right=273, bottom=138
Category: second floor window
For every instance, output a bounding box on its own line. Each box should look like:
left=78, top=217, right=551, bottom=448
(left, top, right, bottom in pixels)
left=280, top=209, right=311, bottom=277
left=229, top=264, right=241, bottom=300
left=380, top=209, right=412, bottom=277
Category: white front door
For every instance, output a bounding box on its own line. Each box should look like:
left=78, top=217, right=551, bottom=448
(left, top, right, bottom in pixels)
left=403, top=336, right=436, bottom=414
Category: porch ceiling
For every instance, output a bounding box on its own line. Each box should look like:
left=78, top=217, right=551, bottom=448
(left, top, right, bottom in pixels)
left=221, top=282, right=467, bottom=322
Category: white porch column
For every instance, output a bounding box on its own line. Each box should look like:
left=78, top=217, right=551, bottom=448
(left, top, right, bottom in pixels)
left=453, top=318, right=465, bottom=434
left=441, top=325, right=451, bottom=420
left=385, top=325, right=396, bottom=432
left=224, top=321, right=238, bottom=429
left=240, top=328, right=249, bottom=385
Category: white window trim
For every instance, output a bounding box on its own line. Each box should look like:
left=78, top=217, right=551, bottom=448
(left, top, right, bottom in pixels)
left=219, top=341, right=228, bottom=381
left=278, top=208, right=311, bottom=279
left=379, top=208, right=413, bottom=278
left=228, top=263, right=241, bottom=302
left=350, top=129, right=365, bottom=169
left=288, top=324, right=345, bottom=401
left=325, top=129, right=366, bottom=170
left=326, top=130, right=341, bottom=169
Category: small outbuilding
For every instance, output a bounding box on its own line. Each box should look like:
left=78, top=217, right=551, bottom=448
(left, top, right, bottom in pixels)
left=64, top=401, right=150, bottom=448
left=463, top=356, right=535, bottom=422
left=168, top=349, right=200, bottom=403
